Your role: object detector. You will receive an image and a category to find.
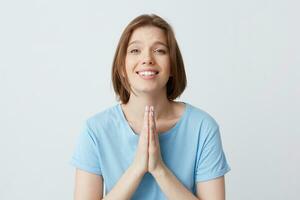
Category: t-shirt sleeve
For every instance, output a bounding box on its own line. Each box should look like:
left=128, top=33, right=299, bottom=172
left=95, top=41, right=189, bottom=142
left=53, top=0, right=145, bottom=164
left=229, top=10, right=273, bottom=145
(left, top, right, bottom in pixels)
left=69, top=120, right=102, bottom=176
left=195, top=119, right=231, bottom=182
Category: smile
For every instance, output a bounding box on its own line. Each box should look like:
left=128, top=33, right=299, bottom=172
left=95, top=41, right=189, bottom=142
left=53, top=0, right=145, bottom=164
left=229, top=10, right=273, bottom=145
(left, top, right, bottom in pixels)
left=136, top=71, right=159, bottom=80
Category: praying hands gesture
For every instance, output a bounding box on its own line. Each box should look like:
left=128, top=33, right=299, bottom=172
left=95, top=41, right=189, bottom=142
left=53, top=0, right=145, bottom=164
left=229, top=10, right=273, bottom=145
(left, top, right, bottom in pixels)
left=132, top=105, right=166, bottom=176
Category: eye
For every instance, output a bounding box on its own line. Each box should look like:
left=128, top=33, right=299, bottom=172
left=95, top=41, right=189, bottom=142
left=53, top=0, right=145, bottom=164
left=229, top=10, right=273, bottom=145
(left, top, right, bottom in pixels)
left=129, top=49, right=140, bottom=54
left=154, top=49, right=167, bottom=54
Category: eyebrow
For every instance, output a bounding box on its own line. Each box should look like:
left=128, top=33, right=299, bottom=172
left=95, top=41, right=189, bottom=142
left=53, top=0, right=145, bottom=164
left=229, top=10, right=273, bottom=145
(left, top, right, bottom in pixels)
left=127, top=40, right=168, bottom=48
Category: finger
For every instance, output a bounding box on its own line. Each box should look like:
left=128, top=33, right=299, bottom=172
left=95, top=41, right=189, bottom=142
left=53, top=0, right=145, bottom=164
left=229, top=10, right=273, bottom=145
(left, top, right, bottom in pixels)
left=142, top=105, right=149, bottom=139
left=149, top=106, right=156, bottom=146
left=152, top=108, right=160, bottom=150
left=152, top=107, right=156, bottom=132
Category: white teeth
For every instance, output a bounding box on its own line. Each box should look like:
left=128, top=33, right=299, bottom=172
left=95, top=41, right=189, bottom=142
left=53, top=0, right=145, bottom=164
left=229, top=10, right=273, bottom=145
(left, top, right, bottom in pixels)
left=138, top=71, right=157, bottom=76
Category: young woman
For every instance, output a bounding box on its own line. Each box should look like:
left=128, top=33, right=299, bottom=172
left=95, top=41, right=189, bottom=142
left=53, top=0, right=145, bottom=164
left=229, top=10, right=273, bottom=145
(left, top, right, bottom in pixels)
left=70, top=14, right=230, bottom=200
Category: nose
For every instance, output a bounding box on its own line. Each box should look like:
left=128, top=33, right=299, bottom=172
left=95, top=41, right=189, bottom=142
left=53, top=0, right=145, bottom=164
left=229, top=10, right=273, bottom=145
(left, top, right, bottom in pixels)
left=141, top=51, right=154, bottom=65
left=142, top=60, right=154, bottom=65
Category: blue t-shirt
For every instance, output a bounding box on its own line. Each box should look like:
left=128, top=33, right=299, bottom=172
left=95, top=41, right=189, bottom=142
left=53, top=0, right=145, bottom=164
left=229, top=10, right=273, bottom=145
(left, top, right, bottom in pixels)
left=70, top=102, right=230, bottom=199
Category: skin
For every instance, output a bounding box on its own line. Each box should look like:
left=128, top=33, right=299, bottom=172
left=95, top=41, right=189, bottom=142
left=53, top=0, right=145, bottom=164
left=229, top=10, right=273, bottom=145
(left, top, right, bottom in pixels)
left=74, top=25, right=226, bottom=200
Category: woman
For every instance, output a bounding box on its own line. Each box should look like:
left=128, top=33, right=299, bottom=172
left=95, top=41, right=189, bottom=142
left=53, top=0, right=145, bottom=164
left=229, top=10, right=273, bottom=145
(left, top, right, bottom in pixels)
left=70, top=14, right=230, bottom=200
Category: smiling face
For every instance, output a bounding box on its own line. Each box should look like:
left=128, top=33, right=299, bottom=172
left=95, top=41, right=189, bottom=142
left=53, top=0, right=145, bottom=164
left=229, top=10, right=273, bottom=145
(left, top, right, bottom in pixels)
left=124, top=25, right=171, bottom=96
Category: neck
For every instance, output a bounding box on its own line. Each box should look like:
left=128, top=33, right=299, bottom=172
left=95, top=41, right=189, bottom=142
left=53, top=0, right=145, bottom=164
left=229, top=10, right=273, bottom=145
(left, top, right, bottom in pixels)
left=121, top=90, right=174, bottom=121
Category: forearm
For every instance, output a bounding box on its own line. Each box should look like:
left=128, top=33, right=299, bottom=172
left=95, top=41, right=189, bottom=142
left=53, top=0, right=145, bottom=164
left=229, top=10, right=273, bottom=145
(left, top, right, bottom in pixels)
left=102, top=164, right=144, bottom=200
left=152, top=164, right=199, bottom=200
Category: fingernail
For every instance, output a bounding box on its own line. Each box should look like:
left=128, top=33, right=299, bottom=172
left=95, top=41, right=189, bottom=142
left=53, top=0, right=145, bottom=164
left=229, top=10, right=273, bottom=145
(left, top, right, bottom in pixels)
left=150, top=106, right=153, bottom=111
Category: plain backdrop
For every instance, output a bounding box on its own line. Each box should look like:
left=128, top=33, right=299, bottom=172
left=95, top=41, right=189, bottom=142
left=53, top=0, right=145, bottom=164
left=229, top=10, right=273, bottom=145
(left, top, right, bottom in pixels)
left=0, top=0, right=299, bottom=199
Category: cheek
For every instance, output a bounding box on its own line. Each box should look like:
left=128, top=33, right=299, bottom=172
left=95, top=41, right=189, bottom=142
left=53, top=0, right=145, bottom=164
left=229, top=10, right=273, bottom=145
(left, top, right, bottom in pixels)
left=162, top=60, right=171, bottom=72
left=125, top=56, right=138, bottom=69
left=158, top=56, right=170, bottom=66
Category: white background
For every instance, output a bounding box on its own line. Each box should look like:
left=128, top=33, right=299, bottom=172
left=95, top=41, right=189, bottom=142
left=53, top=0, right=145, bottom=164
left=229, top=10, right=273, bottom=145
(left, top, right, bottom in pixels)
left=0, top=0, right=299, bottom=199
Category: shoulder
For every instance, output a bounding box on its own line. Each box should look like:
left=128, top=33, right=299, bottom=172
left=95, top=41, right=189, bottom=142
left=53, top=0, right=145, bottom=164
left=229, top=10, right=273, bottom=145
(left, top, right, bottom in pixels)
left=185, top=102, right=219, bottom=130
left=84, top=104, right=121, bottom=133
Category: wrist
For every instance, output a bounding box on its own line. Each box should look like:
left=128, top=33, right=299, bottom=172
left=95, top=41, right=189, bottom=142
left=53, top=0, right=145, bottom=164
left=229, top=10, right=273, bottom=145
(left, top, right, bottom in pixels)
left=130, top=163, right=146, bottom=178
left=151, top=163, right=167, bottom=179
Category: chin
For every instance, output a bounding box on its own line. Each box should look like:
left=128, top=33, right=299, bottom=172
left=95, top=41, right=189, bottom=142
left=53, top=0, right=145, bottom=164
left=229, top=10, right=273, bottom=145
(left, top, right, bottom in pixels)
left=136, top=87, right=166, bottom=95
left=138, top=88, right=157, bottom=93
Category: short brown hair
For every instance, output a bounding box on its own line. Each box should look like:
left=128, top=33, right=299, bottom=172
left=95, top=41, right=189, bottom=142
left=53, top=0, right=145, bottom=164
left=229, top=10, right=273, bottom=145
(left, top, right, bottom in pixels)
left=111, top=14, right=187, bottom=104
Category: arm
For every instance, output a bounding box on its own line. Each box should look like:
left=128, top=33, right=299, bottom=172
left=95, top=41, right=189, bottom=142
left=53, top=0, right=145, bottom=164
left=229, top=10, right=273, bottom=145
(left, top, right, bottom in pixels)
left=152, top=164, right=200, bottom=200
left=74, top=165, right=145, bottom=200
left=153, top=166, right=226, bottom=200
left=196, top=176, right=225, bottom=200
left=102, top=164, right=144, bottom=200
left=74, top=169, right=103, bottom=200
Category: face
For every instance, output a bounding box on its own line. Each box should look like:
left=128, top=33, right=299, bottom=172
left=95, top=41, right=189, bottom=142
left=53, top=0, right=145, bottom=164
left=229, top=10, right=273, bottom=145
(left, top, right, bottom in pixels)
left=124, top=26, right=171, bottom=96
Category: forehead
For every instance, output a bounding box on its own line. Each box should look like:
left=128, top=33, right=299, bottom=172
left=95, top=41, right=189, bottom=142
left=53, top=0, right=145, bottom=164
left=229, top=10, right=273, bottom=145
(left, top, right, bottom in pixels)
left=128, top=26, right=167, bottom=45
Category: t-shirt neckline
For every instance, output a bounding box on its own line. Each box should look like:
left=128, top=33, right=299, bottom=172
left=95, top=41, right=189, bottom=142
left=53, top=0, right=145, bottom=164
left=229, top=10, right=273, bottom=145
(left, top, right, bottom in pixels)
left=117, top=101, right=190, bottom=140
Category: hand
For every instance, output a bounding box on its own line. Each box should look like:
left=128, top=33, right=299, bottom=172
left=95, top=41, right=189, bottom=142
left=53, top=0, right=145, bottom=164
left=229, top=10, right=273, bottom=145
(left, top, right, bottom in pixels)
left=148, top=106, right=165, bottom=175
left=132, top=106, right=150, bottom=175
left=131, top=105, right=165, bottom=176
